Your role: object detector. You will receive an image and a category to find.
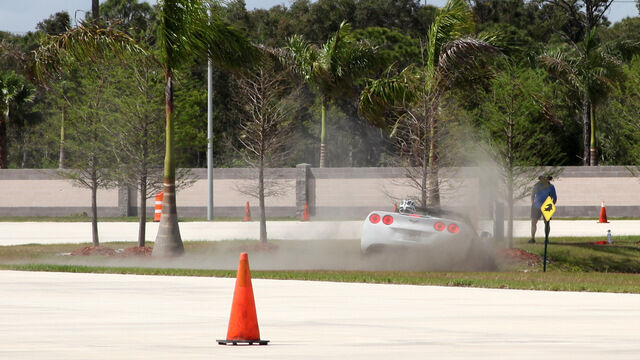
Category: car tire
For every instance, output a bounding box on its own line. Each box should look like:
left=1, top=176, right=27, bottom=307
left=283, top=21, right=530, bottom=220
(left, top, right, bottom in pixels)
left=467, top=239, right=498, bottom=271
left=362, top=244, right=388, bottom=256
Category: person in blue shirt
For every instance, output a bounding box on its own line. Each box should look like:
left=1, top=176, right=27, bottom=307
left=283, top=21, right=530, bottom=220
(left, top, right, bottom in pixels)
left=529, top=175, right=557, bottom=243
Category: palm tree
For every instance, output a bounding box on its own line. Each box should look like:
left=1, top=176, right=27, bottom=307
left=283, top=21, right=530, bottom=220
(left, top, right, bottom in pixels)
left=359, top=0, right=499, bottom=206
left=152, top=0, right=259, bottom=256
left=283, top=21, right=375, bottom=167
left=33, top=0, right=259, bottom=256
left=0, top=71, right=35, bottom=169
left=540, top=27, right=626, bottom=166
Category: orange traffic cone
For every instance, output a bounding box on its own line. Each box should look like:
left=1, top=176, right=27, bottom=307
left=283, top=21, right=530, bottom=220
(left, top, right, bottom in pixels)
left=302, top=201, right=310, bottom=221
left=153, top=191, right=163, bottom=222
left=393, top=203, right=398, bottom=212
left=598, top=201, right=609, bottom=223
left=243, top=201, right=251, bottom=221
left=218, top=253, right=268, bottom=346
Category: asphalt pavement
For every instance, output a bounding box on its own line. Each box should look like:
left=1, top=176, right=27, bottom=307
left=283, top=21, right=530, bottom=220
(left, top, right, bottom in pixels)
left=1, top=270, right=639, bottom=360
left=2, top=219, right=639, bottom=359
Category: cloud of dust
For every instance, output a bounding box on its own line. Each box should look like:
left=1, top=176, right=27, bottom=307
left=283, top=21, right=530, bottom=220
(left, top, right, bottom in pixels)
left=42, top=131, right=504, bottom=272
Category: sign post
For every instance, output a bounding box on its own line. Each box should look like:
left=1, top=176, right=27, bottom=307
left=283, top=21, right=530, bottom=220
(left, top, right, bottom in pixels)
left=541, top=196, right=556, bottom=272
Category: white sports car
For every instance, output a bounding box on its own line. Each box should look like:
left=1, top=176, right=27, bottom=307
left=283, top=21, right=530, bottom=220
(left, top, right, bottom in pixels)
left=361, top=200, right=490, bottom=260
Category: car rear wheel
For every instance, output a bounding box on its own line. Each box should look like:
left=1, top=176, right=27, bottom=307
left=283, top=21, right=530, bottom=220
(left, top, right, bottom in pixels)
left=361, top=244, right=389, bottom=256
left=466, top=239, right=498, bottom=270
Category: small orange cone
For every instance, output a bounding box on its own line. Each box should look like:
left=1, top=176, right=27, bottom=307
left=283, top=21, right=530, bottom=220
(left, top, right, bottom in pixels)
left=243, top=201, right=251, bottom=221
left=218, top=253, right=268, bottom=346
left=393, top=203, right=397, bottom=212
left=598, top=201, right=609, bottom=223
left=302, top=201, right=310, bottom=221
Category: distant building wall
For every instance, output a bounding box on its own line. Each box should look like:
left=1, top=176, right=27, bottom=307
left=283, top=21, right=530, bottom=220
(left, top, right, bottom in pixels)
left=0, top=166, right=638, bottom=218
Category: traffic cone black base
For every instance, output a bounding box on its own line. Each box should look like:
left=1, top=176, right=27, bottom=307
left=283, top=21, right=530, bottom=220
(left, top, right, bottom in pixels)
left=217, top=340, right=269, bottom=346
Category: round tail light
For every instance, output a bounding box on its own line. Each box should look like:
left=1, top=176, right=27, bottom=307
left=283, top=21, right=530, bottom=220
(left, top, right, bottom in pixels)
left=434, top=222, right=445, bottom=231
left=448, top=223, right=460, bottom=234
left=382, top=215, right=394, bottom=225
left=369, top=214, right=381, bottom=224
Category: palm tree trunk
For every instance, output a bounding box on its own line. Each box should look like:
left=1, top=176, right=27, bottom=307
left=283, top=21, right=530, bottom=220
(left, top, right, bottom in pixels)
left=582, top=93, right=590, bottom=166
left=319, top=96, right=327, bottom=168
left=92, top=0, right=99, bottom=20
left=589, top=103, right=597, bottom=166
left=153, top=72, right=184, bottom=257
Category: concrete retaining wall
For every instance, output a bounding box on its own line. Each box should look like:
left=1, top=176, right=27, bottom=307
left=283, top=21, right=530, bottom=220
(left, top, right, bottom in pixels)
left=0, top=166, right=638, bottom=218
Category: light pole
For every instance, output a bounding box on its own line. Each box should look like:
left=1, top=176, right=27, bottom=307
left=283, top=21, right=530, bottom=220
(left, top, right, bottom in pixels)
left=207, top=8, right=214, bottom=220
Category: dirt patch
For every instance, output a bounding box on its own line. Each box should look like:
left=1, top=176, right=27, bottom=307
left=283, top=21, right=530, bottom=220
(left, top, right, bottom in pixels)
left=496, top=248, right=542, bottom=266
left=62, top=242, right=533, bottom=272
left=119, top=246, right=153, bottom=257
left=70, top=246, right=152, bottom=257
left=71, top=246, right=117, bottom=256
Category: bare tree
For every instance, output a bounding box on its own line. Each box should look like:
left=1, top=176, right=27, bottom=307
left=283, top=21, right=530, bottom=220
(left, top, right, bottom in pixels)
left=381, top=94, right=471, bottom=208
left=58, top=62, right=116, bottom=246
left=234, top=65, right=294, bottom=243
left=105, top=58, right=194, bottom=247
left=478, top=63, right=564, bottom=247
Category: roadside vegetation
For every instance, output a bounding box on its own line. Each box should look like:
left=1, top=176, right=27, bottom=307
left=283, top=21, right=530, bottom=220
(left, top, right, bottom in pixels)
left=1, top=237, right=638, bottom=293
left=3, top=0, right=640, bottom=250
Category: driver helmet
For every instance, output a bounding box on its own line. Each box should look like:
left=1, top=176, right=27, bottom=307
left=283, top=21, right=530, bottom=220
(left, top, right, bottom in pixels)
left=398, top=199, right=416, bottom=214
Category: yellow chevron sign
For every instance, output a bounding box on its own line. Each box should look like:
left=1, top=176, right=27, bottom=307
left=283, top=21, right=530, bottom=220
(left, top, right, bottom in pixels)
left=540, top=196, right=556, bottom=221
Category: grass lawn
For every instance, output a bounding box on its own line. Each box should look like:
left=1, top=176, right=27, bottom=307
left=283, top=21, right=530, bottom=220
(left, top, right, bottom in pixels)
left=0, top=236, right=639, bottom=294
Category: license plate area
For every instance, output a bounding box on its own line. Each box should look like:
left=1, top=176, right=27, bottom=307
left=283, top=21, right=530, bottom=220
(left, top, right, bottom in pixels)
left=398, top=229, right=428, bottom=242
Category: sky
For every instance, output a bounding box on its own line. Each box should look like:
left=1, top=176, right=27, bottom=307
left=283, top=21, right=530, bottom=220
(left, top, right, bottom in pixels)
left=0, top=0, right=638, bottom=35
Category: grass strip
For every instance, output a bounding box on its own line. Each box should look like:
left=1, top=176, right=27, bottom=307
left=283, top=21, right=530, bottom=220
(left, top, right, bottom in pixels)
left=2, top=263, right=639, bottom=294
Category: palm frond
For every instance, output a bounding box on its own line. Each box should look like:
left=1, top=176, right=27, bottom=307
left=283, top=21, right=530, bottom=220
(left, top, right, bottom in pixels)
left=326, top=21, right=351, bottom=77
left=158, top=0, right=206, bottom=68
left=32, top=22, right=146, bottom=80
left=602, top=39, right=640, bottom=62
left=426, top=0, right=474, bottom=73
left=438, top=37, right=501, bottom=76
left=539, top=48, right=582, bottom=90
left=582, top=27, right=601, bottom=56
left=205, top=17, right=262, bottom=71
left=284, top=21, right=375, bottom=99
left=359, top=65, right=421, bottom=127
left=0, top=71, right=35, bottom=120
left=284, top=35, right=317, bottom=79
left=157, top=0, right=259, bottom=71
